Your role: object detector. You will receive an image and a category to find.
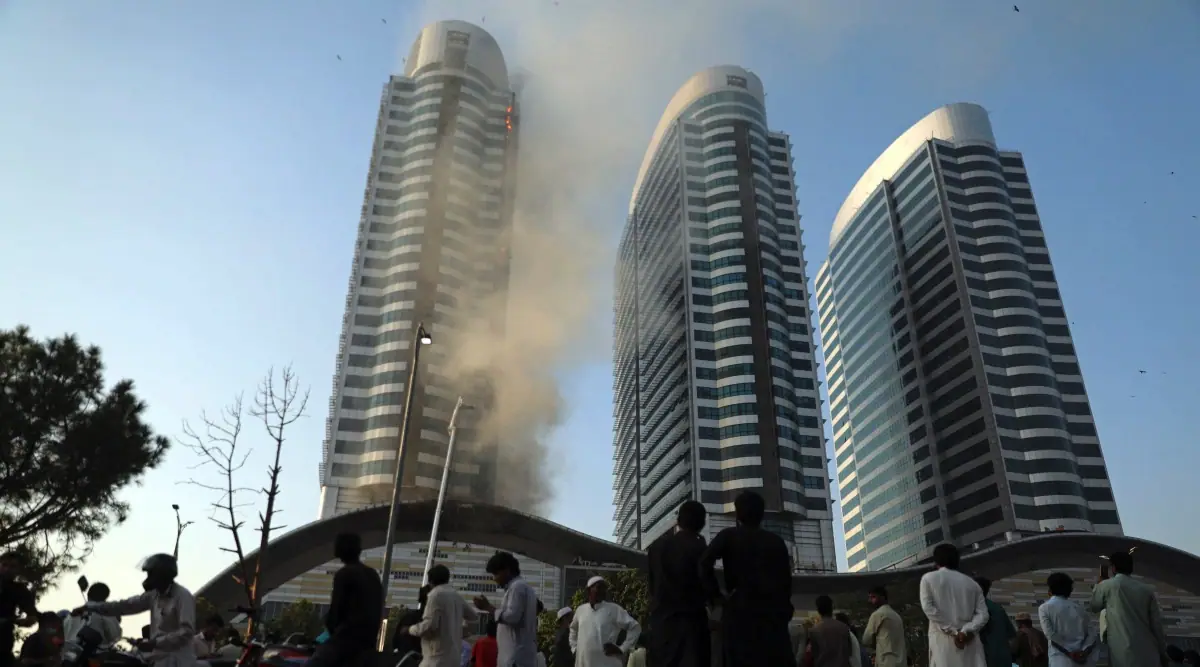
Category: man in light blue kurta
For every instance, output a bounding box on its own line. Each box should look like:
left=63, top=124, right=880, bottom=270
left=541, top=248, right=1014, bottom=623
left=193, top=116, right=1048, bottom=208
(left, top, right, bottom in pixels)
left=1039, top=572, right=1098, bottom=667
left=474, top=552, right=539, bottom=667
left=1087, top=552, right=1168, bottom=667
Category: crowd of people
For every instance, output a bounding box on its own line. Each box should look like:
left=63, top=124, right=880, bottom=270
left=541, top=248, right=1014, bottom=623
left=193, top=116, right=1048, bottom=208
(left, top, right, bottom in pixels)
left=0, top=550, right=248, bottom=667
left=3, top=492, right=1200, bottom=667
left=633, top=490, right=1195, bottom=667
left=355, top=488, right=1198, bottom=667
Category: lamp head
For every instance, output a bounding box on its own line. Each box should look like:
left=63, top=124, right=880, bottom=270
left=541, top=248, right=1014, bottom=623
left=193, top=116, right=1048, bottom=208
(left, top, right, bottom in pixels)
left=417, top=326, right=433, bottom=345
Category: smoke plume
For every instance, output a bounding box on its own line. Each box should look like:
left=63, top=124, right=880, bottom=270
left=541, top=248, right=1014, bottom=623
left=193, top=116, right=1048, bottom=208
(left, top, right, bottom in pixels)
left=414, top=0, right=874, bottom=514
left=403, top=0, right=1152, bottom=517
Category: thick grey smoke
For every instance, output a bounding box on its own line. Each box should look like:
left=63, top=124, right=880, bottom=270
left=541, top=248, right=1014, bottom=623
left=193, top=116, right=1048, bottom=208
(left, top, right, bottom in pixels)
left=411, top=0, right=874, bottom=513
left=404, top=0, right=1154, bottom=517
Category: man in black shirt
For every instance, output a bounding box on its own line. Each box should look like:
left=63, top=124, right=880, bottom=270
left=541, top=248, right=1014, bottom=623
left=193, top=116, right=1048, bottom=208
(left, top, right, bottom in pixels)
left=309, top=533, right=383, bottom=667
left=699, top=491, right=794, bottom=667
left=550, top=607, right=573, bottom=667
left=18, top=613, right=62, bottom=667
left=391, top=586, right=428, bottom=661
left=1, top=552, right=39, bottom=667
left=647, top=500, right=717, bottom=667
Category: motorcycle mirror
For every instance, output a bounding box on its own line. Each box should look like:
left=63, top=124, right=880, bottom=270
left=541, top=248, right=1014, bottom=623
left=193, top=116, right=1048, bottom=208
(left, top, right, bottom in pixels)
left=77, top=576, right=89, bottom=593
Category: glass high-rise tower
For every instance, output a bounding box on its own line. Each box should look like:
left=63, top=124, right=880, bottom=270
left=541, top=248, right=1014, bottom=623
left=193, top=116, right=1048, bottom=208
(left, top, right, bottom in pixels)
left=261, top=21, right=563, bottom=616
left=318, top=20, right=520, bottom=517
left=612, top=66, right=835, bottom=571
left=815, top=103, right=1121, bottom=572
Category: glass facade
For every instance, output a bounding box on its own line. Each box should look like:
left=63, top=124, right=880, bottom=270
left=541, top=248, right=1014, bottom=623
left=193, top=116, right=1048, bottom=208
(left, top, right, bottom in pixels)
left=817, top=104, right=1121, bottom=572
left=262, top=21, right=570, bottom=622
left=613, top=67, right=834, bottom=571
left=319, top=21, right=520, bottom=515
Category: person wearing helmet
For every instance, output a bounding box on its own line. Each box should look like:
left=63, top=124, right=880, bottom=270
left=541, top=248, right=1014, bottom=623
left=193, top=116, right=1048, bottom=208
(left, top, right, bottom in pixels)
left=71, top=554, right=198, bottom=667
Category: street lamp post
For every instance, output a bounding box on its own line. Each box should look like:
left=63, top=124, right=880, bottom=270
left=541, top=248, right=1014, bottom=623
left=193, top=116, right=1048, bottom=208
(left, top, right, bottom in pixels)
left=378, top=322, right=432, bottom=646
left=421, top=396, right=470, bottom=585
left=171, top=504, right=192, bottom=560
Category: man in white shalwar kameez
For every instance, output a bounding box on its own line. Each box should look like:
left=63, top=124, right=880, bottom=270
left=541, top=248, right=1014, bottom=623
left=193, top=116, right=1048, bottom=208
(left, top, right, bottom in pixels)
left=399, top=565, right=477, bottom=667
left=569, top=577, right=640, bottom=667
left=919, top=544, right=989, bottom=667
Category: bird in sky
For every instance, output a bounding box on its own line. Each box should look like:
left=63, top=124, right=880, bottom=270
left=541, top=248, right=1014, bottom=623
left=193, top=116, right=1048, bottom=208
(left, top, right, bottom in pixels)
left=336, top=55, right=342, bottom=61
left=1013, top=4, right=1020, bottom=11
left=1138, top=370, right=1147, bottom=374
left=382, top=18, right=387, bottom=24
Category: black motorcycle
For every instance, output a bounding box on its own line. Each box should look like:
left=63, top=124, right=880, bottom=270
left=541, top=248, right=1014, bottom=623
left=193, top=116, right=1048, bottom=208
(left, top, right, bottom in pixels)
left=63, top=576, right=146, bottom=667
left=61, top=625, right=105, bottom=667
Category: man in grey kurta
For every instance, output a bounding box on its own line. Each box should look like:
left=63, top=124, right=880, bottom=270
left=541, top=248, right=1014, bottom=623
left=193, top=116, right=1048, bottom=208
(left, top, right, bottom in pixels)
left=1087, top=551, right=1168, bottom=667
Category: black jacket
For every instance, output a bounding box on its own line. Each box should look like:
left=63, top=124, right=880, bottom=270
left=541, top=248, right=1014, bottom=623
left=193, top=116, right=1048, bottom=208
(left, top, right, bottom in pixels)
left=392, top=609, right=423, bottom=656
left=552, top=625, right=573, bottom=667
left=324, top=562, right=383, bottom=650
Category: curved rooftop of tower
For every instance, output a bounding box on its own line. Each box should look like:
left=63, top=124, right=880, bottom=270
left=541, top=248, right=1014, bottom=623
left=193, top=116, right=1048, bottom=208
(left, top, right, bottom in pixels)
left=629, top=66, right=766, bottom=214
left=403, top=20, right=508, bottom=90
left=830, top=102, right=995, bottom=249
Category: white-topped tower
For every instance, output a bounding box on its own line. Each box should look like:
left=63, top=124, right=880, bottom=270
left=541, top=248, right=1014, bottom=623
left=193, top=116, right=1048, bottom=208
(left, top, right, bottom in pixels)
left=816, top=103, right=1121, bottom=572
left=318, top=20, right=520, bottom=516
left=260, top=21, right=561, bottom=617
left=612, top=66, right=835, bottom=571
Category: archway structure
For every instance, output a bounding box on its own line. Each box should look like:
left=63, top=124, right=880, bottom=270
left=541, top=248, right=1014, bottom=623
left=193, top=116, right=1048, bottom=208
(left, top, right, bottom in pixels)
left=195, top=499, right=646, bottom=612
left=789, top=532, right=1200, bottom=608
left=196, top=500, right=1200, bottom=613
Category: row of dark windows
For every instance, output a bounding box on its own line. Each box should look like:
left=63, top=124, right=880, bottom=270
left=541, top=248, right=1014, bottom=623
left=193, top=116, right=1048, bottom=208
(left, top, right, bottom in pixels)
left=700, top=465, right=825, bottom=488
left=331, top=417, right=474, bottom=454
left=700, top=487, right=826, bottom=511
left=697, top=363, right=803, bottom=384
left=697, top=443, right=824, bottom=467
left=938, top=453, right=1112, bottom=506
left=696, top=402, right=759, bottom=420
left=338, top=409, right=469, bottom=435
left=1000, top=434, right=1102, bottom=458
left=1009, top=480, right=1113, bottom=502
left=392, top=70, right=507, bottom=102
left=950, top=507, right=1004, bottom=539
left=347, top=324, right=428, bottom=349
left=329, top=454, right=493, bottom=484
left=692, top=290, right=751, bottom=307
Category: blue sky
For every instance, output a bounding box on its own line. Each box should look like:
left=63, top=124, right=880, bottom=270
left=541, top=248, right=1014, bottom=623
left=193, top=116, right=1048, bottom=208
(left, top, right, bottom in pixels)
left=2, top=0, right=1199, bottom=621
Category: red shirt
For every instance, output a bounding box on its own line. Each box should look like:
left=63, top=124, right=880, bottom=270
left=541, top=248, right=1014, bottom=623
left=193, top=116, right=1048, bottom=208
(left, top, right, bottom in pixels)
left=471, top=636, right=498, bottom=667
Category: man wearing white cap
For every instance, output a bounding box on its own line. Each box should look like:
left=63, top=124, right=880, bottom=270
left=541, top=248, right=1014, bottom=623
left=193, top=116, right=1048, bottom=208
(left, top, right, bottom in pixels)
left=569, top=577, right=640, bottom=667
left=551, top=608, right=573, bottom=667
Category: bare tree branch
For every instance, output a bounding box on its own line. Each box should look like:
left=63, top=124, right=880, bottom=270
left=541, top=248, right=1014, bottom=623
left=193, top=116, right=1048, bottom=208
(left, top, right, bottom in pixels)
left=179, top=394, right=255, bottom=622
left=183, top=367, right=308, bottom=639
left=243, top=365, right=310, bottom=629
